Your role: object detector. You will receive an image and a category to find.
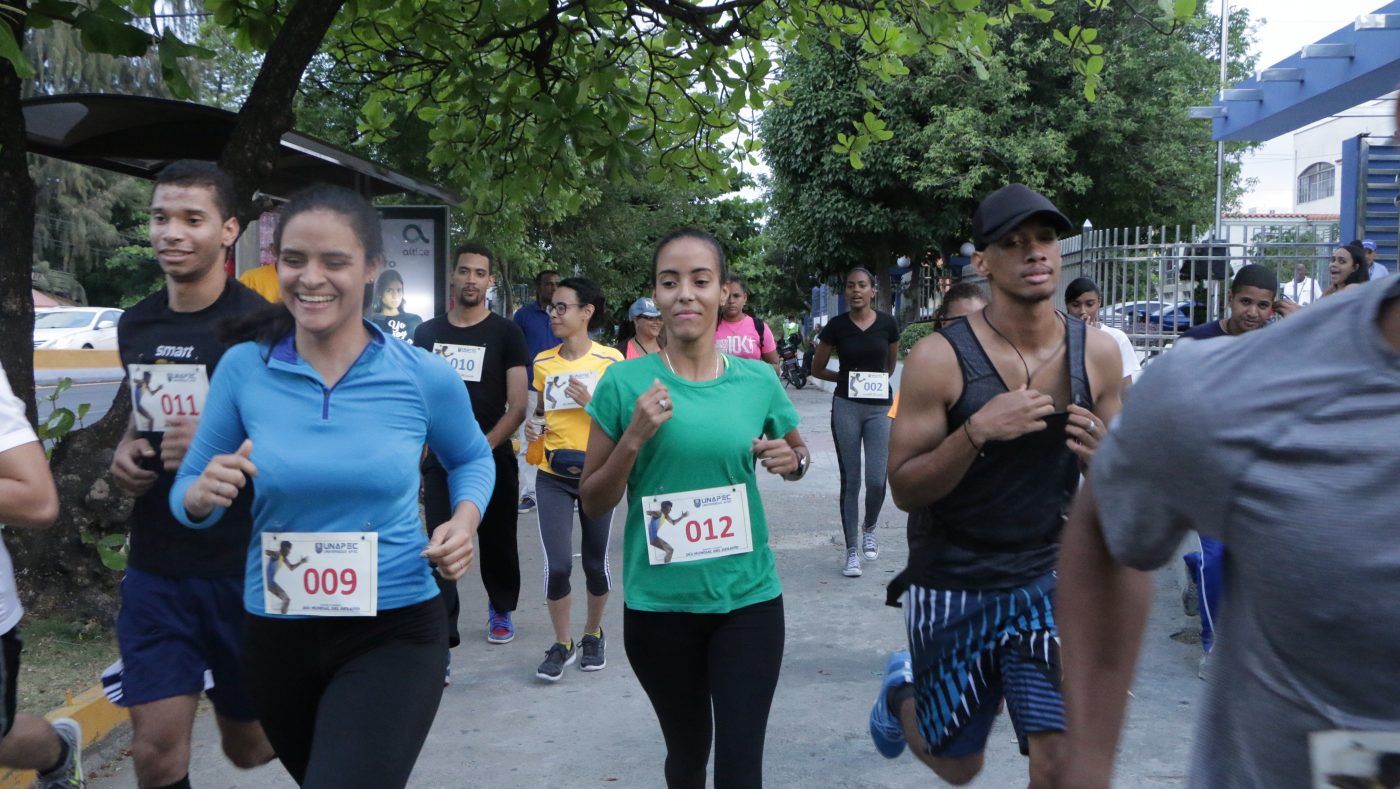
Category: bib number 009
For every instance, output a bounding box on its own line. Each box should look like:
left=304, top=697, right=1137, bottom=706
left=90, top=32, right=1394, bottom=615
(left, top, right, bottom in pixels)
left=302, top=568, right=358, bottom=596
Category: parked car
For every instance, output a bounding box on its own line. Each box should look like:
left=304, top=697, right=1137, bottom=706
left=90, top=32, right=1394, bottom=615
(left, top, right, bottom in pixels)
left=1141, top=300, right=1203, bottom=332
left=1097, top=300, right=1163, bottom=330
left=32, top=307, right=123, bottom=349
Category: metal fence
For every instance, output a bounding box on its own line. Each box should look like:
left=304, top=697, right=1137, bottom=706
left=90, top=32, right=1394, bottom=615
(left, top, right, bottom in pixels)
left=920, top=218, right=1342, bottom=360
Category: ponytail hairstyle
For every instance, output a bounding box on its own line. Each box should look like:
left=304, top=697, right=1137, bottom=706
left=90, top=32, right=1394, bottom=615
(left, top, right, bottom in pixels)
left=650, top=228, right=729, bottom=285
left=557, top=276, right=608, bottom=331
left=222, top=184, right=384, bottom=351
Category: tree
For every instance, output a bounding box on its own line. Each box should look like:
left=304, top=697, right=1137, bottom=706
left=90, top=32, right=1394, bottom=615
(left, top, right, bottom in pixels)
left=761, top=4, right=1253, bottom=284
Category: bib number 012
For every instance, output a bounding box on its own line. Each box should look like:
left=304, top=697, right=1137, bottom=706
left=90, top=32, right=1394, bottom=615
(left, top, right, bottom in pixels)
left=685, top=516, right=735, bottom=543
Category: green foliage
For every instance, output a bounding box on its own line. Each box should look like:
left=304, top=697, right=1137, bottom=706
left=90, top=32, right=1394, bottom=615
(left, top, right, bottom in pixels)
left=79, top=529, right=127, bottom=571
left=762, top=4, right=1252, bottom=283
left=34, top=377, right=91, bottom=456
left=899, top=320, right=937, bottom=355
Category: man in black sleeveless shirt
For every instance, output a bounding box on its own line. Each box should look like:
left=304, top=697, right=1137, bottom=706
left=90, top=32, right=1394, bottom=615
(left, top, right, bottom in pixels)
left=868, top=184, right=1124, bottom=787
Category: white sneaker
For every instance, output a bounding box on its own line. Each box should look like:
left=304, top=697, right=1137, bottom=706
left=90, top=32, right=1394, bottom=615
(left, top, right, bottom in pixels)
left=862, top=529, right=879, bottom=561
left=843, top=548, right=862, bottom=578
left=35, top=717, right=83, bottom=788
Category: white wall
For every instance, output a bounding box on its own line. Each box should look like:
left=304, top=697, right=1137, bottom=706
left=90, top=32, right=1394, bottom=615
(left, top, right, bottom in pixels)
left=1291, top=94, right=1399, bottom=213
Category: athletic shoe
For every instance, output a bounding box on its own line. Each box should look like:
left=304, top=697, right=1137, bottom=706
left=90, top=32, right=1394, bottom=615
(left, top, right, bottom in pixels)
left=579, top=629, right=605, bottom=671
left=862, top=529, right=879, bottom=561
left=517, top=495, right=536, bottom=514
left=870, top=651, right=913, bottom=759
left=36, top=717, right=83, bottom=788
left=487, top=606, right=515, bottom=644
left=535, top=641, right=576, bottom=682
left=843, top=547, right=862, bottom=577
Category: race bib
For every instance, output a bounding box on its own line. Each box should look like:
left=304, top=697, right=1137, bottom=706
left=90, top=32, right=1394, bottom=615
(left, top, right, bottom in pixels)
left=848, top=371, right=891, bottom=400
left=643, top=484, right=753, bottom=565
left=128, top=364, right=208, bottom=432
left=433, top=343, right=485, bottom=383
left=542, top=371, right=597, bottom=411
left=260, top=532, right=378, bottom=617
left=1309, top=730, right=1400, bottom=788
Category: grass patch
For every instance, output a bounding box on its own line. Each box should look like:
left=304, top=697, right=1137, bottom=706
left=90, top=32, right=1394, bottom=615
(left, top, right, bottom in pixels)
left=15, top=616, right=117, bottom=715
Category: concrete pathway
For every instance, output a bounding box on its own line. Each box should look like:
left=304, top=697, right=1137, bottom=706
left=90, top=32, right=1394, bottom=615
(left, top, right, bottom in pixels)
left=86, top=381, right=1202, bottom=788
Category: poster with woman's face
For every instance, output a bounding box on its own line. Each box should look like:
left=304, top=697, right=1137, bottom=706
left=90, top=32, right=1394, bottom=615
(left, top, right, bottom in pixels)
left=369, top=207, right=448, bottom=345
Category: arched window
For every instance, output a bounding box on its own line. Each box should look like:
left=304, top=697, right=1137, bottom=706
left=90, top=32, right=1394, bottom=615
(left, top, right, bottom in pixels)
left=1297, top=162, right=1335, bottom=204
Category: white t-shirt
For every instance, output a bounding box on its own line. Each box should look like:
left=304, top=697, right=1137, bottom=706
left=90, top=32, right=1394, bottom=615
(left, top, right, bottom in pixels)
left=0, top=365, right=34, bottom=635
left=1282, top=276, right=1319, bottom=306
left=1098, top=324, right=1141, bottom=380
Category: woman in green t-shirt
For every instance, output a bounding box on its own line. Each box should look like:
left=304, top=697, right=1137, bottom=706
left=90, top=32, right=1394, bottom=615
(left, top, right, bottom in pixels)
left=581, top=228, right=811, bottom=788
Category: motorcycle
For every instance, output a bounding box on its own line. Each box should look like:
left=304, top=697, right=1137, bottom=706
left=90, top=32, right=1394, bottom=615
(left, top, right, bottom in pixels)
left=778, top=334, right=807, bottom=389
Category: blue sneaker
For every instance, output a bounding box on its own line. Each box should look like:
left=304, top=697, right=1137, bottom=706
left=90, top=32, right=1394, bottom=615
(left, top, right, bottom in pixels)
left=487, top=605, right=515, bottom=644
left=870, top=651, right=913, bottom=758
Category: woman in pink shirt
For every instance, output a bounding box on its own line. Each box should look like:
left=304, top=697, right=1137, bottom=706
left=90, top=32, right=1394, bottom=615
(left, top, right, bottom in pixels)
left=714, top=275, right=780, bottom=367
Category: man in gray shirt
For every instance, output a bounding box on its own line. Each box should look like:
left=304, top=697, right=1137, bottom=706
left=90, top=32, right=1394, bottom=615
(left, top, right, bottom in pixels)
left=1055, top=276, right=1400, bottom=788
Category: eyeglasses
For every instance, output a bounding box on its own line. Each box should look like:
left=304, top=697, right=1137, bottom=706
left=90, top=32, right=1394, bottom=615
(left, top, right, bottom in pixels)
left=545, top=302, right=582, bottom=315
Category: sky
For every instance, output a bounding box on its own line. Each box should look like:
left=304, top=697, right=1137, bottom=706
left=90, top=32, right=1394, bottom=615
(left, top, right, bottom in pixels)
left=1228, top=0, right=1391, bottom=213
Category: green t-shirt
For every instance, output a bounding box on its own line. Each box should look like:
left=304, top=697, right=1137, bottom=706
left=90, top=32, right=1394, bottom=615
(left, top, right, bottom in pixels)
left=586, top=353, right=799, bottom=613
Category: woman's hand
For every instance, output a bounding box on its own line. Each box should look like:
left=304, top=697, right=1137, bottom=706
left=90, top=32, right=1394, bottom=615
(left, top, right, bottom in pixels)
left=524, top=416, right=546, bottom=443
left=424, top=503, right=480, bottom=581
left=623, top=380, right=673, bottom=445
left=183, top=439, right=256, bottom=521
left=566, top=376, right=593, bottom=407
left=752, top=437, right=800, bottom=477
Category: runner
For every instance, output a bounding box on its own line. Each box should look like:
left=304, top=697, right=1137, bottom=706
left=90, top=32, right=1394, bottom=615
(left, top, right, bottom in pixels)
left=368, top=269, right=422, bottom=343
left=262, top=541, right=306, bottom=616
left=581, top=228, right=810, bottom=788
left=526, top=277, right=622, bottom=681
left=1323, top=242, right=1370, bottom=297
left=806, top=267, right=900, bottom=577
left=1063, top=277, right=1142, bottom=387
left=514, top=270, right=561, bottom=515
left=867, top=184, right=1124, bottom=787
left=714, top=274, right=780, bottom=368
left=1177, top=264, right=1280, bottom=340
left=0, top=360, right=84, bottom=787
left=107, top=160, right=274, bottom=789
left=171, top=184, right=495, bottom=787
left=643, top=501, right=687, bottom=564
left=617, top=297, right=665, bottom=359
left=414, top=243, right=529, bottom=648
left=131, top=371, right=164, bottom=432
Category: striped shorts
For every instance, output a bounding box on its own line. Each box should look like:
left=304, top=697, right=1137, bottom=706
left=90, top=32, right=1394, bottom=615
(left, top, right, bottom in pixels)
left=904, top=571, right=1064, bottom=757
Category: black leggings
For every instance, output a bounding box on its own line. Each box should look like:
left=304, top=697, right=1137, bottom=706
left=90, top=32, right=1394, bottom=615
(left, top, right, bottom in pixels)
left=624, top=596, right=785, bottom=789
left=425, top=446, right=521, bottom=645
left=241, top=598, right=447, bottom=788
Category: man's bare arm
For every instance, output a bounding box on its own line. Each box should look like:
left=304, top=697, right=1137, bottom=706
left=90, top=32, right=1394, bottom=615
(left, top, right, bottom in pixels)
left=1056, top=481, right=1153, bottom=789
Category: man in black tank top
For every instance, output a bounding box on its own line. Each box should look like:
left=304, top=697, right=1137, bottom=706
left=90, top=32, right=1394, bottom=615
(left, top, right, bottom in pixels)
left=867, top=184, right=1125, bottom=787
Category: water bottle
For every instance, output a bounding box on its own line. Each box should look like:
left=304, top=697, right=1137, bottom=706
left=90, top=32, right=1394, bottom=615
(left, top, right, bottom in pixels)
left=525, top=416, right=546, bottom=466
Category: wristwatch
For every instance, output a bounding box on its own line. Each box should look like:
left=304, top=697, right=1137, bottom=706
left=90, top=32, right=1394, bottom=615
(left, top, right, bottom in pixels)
left=790, top=449, right=810, bottom=481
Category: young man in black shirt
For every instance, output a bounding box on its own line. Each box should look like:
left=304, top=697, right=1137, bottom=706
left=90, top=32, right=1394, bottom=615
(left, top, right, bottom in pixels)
left=868, top=184, right=1124, bottom=787
left=415, top=244, right=530, bottom=648
left=107, top=161, right=273, bottom=789
left=1178, top=264, right=1281, bottom=341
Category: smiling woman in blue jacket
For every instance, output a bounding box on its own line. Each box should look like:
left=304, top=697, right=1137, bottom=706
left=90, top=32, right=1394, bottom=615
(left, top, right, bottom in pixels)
left=171, top=185, right=494, bottom=789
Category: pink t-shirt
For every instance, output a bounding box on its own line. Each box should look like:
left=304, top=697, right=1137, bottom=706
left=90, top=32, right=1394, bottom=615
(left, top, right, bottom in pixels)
left=714, top=314, right=776, bottom=360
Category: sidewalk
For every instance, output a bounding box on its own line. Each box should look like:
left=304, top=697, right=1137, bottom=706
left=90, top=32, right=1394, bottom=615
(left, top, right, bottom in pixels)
left=87, top=383, right=1201, bottom=787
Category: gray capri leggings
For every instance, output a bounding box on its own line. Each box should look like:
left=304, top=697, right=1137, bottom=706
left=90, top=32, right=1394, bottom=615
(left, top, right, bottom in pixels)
left=536, top=470, right=615, bottom=601
left=830, top=395, right=891, bottom=551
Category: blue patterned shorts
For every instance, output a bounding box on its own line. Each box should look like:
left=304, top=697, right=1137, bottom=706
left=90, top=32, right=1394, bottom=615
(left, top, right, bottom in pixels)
left=904, top=571, right=1064, bottom=757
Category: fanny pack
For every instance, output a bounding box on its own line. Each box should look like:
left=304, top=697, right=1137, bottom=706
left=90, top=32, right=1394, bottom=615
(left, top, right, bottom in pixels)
left=545, top=448, right=587, bottom=480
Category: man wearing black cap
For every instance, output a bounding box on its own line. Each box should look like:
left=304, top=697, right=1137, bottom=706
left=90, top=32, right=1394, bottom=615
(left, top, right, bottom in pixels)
left=1178, top=263, right=1280, bottom=341
left=868, top=184, right=1124, bottom=787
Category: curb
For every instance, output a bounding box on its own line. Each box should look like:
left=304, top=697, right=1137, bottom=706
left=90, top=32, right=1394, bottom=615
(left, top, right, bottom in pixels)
left=0, top=685, right=128, bottom=788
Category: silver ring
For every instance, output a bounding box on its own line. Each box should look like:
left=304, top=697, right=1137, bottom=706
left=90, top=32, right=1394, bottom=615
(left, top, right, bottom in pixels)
left=1086, top=420, right=1097, bottom=435
left=659, top=398, right=670, bottom=411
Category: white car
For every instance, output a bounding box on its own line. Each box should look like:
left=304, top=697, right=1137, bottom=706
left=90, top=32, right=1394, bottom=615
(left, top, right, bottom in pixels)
left=33, top=307, right=123, bottom=350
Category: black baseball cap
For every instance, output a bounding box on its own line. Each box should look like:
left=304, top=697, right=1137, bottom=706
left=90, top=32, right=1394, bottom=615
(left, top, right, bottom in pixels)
left=971, top=184, right=1073, bottom=249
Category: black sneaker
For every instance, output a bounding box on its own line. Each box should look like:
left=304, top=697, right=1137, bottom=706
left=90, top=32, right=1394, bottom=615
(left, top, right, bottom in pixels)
left=579, top=629, right=606, bottom=672
left=535, top=641, right=576, bottom=682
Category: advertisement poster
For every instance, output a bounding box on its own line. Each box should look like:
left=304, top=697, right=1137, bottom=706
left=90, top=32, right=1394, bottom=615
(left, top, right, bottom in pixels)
left=372, top=206, right=449, bottom=344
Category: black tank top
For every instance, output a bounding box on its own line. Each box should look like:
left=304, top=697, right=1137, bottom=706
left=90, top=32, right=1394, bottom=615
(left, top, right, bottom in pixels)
left=892, top=315, right=1091, bottom=596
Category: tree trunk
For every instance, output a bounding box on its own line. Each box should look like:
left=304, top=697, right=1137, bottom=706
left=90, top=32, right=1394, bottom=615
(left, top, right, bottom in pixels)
left=0, top=0, right=38, bottom=426
left=220, top=0, right=348, bottom=223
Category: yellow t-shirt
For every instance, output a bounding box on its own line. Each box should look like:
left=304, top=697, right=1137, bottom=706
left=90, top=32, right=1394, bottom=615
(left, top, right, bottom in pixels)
left=533, top=342, right=623, bottom=477
left=238, top=265, right=281, bottom=303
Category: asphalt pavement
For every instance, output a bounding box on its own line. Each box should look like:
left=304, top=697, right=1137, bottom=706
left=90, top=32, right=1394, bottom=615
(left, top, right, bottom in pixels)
left=84, top=379, right=1203, bottom=788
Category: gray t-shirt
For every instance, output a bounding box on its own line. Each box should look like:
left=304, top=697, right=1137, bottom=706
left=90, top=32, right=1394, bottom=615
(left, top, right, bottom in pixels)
left=1092, top=277, right=1400, bottom=788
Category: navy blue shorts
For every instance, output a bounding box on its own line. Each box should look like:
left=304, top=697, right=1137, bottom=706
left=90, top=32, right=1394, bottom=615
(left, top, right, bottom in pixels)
left=112, top=567, right=257, bottom=721
left=904, top=572, right=1064, bottom=758
left=0, top=628, right=21, bottom=738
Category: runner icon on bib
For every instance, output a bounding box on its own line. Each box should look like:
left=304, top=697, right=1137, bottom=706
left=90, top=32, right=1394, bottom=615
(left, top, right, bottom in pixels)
left=847, top=371, right=890, bottom=400
left=642, top=485, right=752, bottom=565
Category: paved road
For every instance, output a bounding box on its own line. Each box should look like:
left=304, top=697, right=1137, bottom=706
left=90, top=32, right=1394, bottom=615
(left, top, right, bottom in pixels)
left=86, top=380, right=1202, bottom=788
left=35, top=380, right=121, bottom=428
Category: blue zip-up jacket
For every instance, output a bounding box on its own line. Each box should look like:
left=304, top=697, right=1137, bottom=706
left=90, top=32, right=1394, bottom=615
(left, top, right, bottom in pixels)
left=171, top=322, right=495, bottom=616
